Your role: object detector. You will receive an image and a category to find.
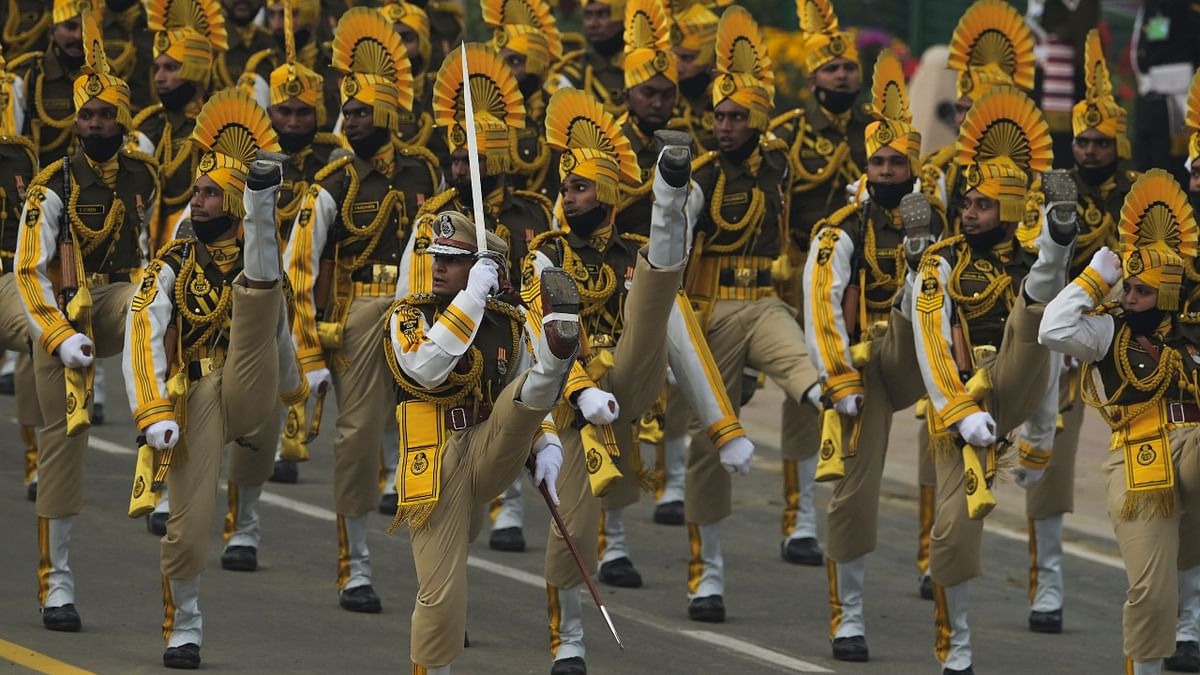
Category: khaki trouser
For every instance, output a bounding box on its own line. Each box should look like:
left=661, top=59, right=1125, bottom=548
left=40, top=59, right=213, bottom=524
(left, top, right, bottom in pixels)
left=1026, top=364, right=1084, bottom=519
left=33, top=282, right=132, bottom=518
left=1104, top=427, right=1200, bottom=661
left=930, top=298, right=1050, bottom=587
left=826, top=309, right=925, bottom=562
left=409, top=372, right=553, bottom=668
left=329, top=295, right=395, bottom=517
left=918, top=423, right=935, bottom=577
left=685, top=296, right=818, bottom=525
left=544, top=258, right=683, bottom=589
left=0, top=273, right=41, bottom=482
left=161, top=285, right=282, bottom=579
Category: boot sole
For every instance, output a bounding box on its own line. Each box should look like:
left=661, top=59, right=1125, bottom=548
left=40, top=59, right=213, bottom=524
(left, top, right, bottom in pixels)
left=539, top=268, right=581, bottom=345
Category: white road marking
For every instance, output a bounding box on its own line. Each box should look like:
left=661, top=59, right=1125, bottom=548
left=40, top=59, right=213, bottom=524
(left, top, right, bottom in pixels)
left=680, top=631, right=834, bottom=673
left=982, top=519, right=1123, bottom=570
left=88, top=436, right=135, bottom=456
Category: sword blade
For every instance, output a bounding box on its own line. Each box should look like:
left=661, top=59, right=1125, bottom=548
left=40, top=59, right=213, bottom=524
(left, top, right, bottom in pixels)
left=459, top=44, right=488, bottom=254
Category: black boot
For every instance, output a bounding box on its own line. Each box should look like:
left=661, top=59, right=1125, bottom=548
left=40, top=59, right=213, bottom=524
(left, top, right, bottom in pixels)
left=687, top=595, right=725, bottom=623
left=550, top=656, right=587, bottom=675
left=831, top=635, right=868, bottom=662
left=780, top=537, right=824, bottom=566
left=1028, top=608, right=1062, bottom=634
left=378, top=492, right=398, bottom=515
left=599, top=557, right=643, bottom=588
left=269, top=459, right=298, bottom=484
left=163, top=643, right=200, bottom=669
left=339, top=585, right=382, bottom=613
left=653, top=501, right=684, bottom=525
left=1167, top=640, right=1200, bottom=672
left=919, top=575, right=934, bottom=600
left=42, top=604, right=81, bottom=632
left=489, top=526, right=526, bottom=552
left=221, top=545, right=258, bottom=572
left=147, top=512, right=168, bottom=536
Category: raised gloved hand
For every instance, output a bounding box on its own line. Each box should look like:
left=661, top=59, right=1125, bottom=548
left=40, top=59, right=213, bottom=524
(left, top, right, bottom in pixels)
left=533, top=444, right=563, bottom=505
left=145, top=420, right=180, bottom=451
left=834, top=394, right=863, bottom=417
left=1089, top=246, right=1122, bottom=286
left=957, top=410, right=997, bottom=448
left=306, top=367, right=332, bottom=398
left=58, top=332, right=94, bottom=369
left=1012, top=466, right=1045, bottom=489
left=576, top=387, right=619, bottom=425
left=465, top=257, right=499, bottom=305
left=719, top=435, right=755, bottom=475
left=246, top=150, right=287, bottom=190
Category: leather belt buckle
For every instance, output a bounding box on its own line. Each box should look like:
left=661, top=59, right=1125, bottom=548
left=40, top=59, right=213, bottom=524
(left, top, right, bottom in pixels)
left=448, top=407, right=468, bottom=431
left=373, top=264, right=398, bottom=285
left=1169, top=401, right=1187, bottom=424
left=734, top=268, right=753, bottom=288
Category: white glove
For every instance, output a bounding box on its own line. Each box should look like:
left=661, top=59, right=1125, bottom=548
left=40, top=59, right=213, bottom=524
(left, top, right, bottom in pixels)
left=1089, top=246, right=1122, bottom=286
left=576, top=387, right=619, bottom=425
left=1012, top=466, right=1045, bottom=489
left=465, top=257, right=499, bottom=305
left=957, top=410, right=997, bottom=447
left=834, top=394, right=862, bottom=417
left=145, top=420, right=180, bottom=451
left=306, top=368, right=332, bottom=398
left=533, top=444, right=563, bottom=505
left=803, top=383, right=822, bottom=410
left=58, top=332, right=94, bottom=369
left=718, top=435, right=755, bottom=475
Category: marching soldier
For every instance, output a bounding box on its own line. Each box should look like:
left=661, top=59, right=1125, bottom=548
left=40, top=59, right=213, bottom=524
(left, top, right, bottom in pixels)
left=529, top=87, right=746, bottom=675
left=237, top=0, right=340, bottom=125
left=16, top=13, right=159, bottom=632
left=136, top=0, right=227, bottom=251
left=385, top=213, right=572, bottom=675
left=405, top=0, right=463, bottom=73
left=670, top=1, right=718, bottom=150
left=682, top=5, right=804, bottom=622
left=1039, top=171, right=1198, bottom=675
left=560, top=0, right=627, bottom=117
left=914, top=0, right=1036, bottom=596
left=1014, top=29, right=1138, bottom=637
left=124, top=89, right=298, bottom=669
left=805, top=50, right=945, bottom=663
left=912, top=85, right=1075, bottom=674
left=0, top=50, right=43, bottom=502
left=13, top=0, right=89, bottom=168
left=381, top=1, right=439, bottom=149
left=284, top=6, right=437, bottom=613
left=769, top=0, right=869, bottom=567
left=480, top=0, right=565, bottom=198
left=214, top=0, right=273, bottom=90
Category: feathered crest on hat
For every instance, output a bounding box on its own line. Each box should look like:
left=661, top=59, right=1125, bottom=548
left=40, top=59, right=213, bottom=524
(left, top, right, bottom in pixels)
left=625, top=0, right=672, bottom=53
left=268, top=0, right=325, bottom=122
left=545, top=88, right=639, bottom=204
left=871, top=49, right=910, bottom=124
left=331, top=7, right=415, bottom=115
left=1119, top=169, right=1198, bottom=261
left=74, top=7, right=132, bottom=130
left=145, top=0, right=228, bottom=51
left=796, top=0, right=838, bottom=35
left=434, top=43, right=525, bottom=173
left=715, top=4, right=774, bottom=94
left=191, top=89, right=281, bottom=217
left=947, top=0, right=1035, bottom=92
left=481, top=0, right=564, bottom=63
left=955, top=85, right=1051, bottom=177
left=1081, top=30, right=1114, bottom=104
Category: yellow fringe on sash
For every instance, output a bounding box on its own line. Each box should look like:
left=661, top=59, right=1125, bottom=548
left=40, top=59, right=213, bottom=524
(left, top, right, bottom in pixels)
left=389, top=400, right=448, bottom=532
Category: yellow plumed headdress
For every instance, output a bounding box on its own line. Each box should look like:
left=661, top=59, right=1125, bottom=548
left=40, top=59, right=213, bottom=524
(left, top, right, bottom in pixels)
left=865, top=49, right=920, bottom=168
left=482, top=0, right=563, bottom=80
left=672, top=2, right=719, bottom=67
left=947, top=0, right=1035, bottom=101
left=1071, top=29, right=1128, bottom=159
left=711, top=4, right=774, bottom=130
left=191, top=89, right=281, bottom=219
left=147, top=0, right=227, bottom=85
left=1118, top=169, right=1198, bottom=310
left=624, top=0, right=677, bottom=89
left=545, top=88, right=639, bottom=206
left=73, top=8, right=132, bottom=131
left=434, top=43, right=525, bottom=175
left=332, top=7, right=415, bottom=133
left=955, top=85, right=1052, bottom=223
left=381, top=1, right=432, bottom=70
left=797, top=0, right=858, bottom=74
left=1185, top=69, right=1200, bottom=166
left=268, top=0, right=325, bottom=125
left=53, top=0, right=98, bottom=24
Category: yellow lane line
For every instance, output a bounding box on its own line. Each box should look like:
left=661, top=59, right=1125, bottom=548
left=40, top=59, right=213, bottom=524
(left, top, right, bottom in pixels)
left=0, top=639, right=95, bottom=675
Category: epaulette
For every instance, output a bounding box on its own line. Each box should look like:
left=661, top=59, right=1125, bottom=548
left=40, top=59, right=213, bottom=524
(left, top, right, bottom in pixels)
left=760, top=136, right=788, bottom=154
left=809, top=202, right=860, bottom=243
left=155, top=237, right=194, bottom=266
left=1123, top=169, right=1141, bottom=184
left=529, top=229, right=567, bottom=253
left=0, top=134, right=36, bottom=162
left=314, top=154, right=354, bottom=182
left=121, top=146, right=160, bottom=172
left=244, top=48, right=274, bottom=77
left=620, top=232, right=649, bottom=246
left=131, top=103, right=164, bottom=130
left=692, top=150, right=719, bottom=171
left=924, top=234, right=964, bottom=262
left=7, top=52, right=41, bottom=74
left=512, top=189, right=554, bottom=216
left=769, top=108, right=803, bottom=132
left=396, top=142, right=440, bottom=171
left=29, top=158, right=65, bottom=189
left=313, top=132, right=344, bottom=149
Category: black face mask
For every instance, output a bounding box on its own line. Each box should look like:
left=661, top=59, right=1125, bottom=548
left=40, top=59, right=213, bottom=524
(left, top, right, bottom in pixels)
left=193, top=215, right=235, bottom=244
left=815, top=86, right=858, bottom=115
left=1077, top=161, right=1118, bottom=187
left=518, top=74, right=542, bottom=99
left=592, top=32, right=625, bottom=59
left=106, top=0, right=139, bottom=10
left=963, top=226, right=1009, bottom=253
left=158, top=81, right=197, bottom=112
left=1125, top=307, right=1167, bottom=336
left=565, top=205, right=610, bottom=239
left=278, top=129, right=317, bottom=154
left=454, top=175, right=499, bottom=204
left=81, top=133, right=123, bottom=162
left=678, top=72, right=711, bottom=100
left=721, top=132, right=760, bottom=165
left=348, top=127, right=391, bottom=159
left=868, top=177, right=916, bottom=210
left=57, top=47, right=84, bottom=73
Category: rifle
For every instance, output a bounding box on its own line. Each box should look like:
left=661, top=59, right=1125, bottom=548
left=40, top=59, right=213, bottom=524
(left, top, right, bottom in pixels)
left=58, top=157, right=93, bottom=436
left=57, top=158, right=77, bottom=314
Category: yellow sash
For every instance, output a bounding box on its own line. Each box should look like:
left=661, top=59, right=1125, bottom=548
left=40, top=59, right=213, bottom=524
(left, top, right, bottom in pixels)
left=582, top=423, right=623, bottom=497
left=1114, top=402, right=1177, bottom=520
left=389, top=400, right=448, bottom=531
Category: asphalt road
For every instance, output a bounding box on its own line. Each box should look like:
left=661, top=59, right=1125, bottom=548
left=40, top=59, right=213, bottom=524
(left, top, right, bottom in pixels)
left=0, top=357, right=1130, bottom=674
